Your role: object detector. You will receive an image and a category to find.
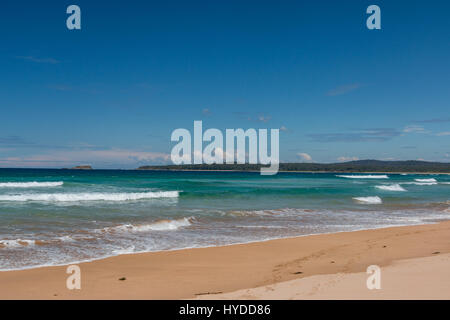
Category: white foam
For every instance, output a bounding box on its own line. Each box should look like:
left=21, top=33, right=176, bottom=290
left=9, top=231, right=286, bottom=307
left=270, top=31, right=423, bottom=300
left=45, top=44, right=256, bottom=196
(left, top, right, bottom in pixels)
left=403, top=182, right=438, bottom=186
left=236, top=225, right=288, bottom=229
left=57, top=236, right=75, bottom=242
left=0, top=239, right=35, bottom=248
left=0, top=181, right=63, bottom=188
left=353, top=196, right=383, bottom=204
left=337, top=175, right=389, bottom=179
left=112, top=246, right=136, bottom=255
left=415, top=178, right=437, bottom=183
left=98, top=217, right=193, bottom=233
left=229, top=208, right=315, bottom=217
left=375, top=184, right=407, bottom=192
left=0, top=191, right=179, bottom=202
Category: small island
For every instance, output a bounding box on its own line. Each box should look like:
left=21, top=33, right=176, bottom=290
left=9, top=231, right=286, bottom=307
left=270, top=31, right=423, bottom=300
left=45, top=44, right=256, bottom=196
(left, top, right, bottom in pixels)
left=69, top=165, right=93, bottom=170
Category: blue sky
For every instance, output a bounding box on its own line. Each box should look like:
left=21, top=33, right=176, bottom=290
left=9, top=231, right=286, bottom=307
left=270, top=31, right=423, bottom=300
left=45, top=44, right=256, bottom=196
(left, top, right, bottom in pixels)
left=0, top=0, right=449, bottom=168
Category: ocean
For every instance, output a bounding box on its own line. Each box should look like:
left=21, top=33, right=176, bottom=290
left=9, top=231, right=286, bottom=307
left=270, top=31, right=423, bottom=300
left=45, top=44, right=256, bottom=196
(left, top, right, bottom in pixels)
left=0, top=169, right=449, bottom=271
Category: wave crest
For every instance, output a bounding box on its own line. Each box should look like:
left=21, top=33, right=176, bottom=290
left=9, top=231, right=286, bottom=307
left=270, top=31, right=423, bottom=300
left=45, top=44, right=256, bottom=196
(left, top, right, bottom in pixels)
left=353, top=196, right=382, bottom=204
left=403, top=182, right=438, bottom=186
left=415, top=178, right=437, bottom=183
left=0, top=191, right=179, bottom=202
left=337, top=175, right=389, bottom=179
left=229, top=208, right=315, bottom=217
left=0, top=181, right=63, bottom=188
left=375, top=184, right=407, bottom=192
left=97, top=217, right=193, bottom=233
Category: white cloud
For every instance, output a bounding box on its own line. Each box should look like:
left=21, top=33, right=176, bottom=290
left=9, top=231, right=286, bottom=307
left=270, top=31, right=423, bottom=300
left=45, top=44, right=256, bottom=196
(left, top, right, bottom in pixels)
left=436, top=132, right=450, bottom=136
left=337, top=156, right=359, bottom=162
left=233, top=112, right=272, bottom=123
left=326, top=83, right=362, bottom=96
left=297, top=153, right=312, bottom=162
left=280, top=126, right=288, bottom=132
left=16, top=55, right=60, bottom=64
left=194, top=148, right=244, bottom=164
left=403, top=125, right=427, bottom=134
left=257, top=115, right=271, bottom=123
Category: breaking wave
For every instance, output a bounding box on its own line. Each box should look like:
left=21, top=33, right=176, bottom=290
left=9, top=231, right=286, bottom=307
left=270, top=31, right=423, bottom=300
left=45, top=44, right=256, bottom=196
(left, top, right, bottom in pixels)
left=337, top=175, right=389, bottom=179
left=0, top=181, right=63, bottom=188
left=353, top=196, right=383, bottom=204
left=403, top=182, right=438, bottom=186
left=0, top=191, right=179, bottom=202
left=96, top=217, right=193, bottom=233
left=375, top=184, right=407, bottom=192
left=228, top=208, right=315, bottom=217
left=415, top=178, right=437, bottom=183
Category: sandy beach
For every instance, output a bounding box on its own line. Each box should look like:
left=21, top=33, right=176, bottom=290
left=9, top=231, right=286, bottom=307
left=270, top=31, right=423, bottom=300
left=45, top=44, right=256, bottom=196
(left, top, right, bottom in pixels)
left=0, top=221, right=449, bottom=299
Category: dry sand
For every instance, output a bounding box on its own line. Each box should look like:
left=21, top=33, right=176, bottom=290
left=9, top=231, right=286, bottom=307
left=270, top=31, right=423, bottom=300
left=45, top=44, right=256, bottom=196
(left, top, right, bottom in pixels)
left=1, top=221, right=450, bottom=299
left=197, top=254, right=450, bottom=300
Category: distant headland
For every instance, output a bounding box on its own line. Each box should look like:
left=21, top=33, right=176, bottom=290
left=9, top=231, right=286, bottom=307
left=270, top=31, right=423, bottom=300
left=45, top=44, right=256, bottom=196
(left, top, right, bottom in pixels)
left=137, top=160, right=450, bottom=174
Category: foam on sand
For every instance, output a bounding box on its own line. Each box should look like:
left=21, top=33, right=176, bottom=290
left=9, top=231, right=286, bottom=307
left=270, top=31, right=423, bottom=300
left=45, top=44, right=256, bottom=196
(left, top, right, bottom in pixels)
left=337, top=175, right=389, bottom=179
left=228, top=208, right=315, bottom=217
left=0, top=181, right=64, bottom=188
left=375, top=184, right=407, bottom=192
left=0, top=191, right=179, bottom=202
left=0, top=239, right=35, bottom=248
left=353, top=196, right=383, bottom=204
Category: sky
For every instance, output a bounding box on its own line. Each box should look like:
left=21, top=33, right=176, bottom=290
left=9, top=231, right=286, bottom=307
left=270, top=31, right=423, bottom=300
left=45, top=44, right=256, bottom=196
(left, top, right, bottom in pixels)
left=0, top=0, right=449, bottom=168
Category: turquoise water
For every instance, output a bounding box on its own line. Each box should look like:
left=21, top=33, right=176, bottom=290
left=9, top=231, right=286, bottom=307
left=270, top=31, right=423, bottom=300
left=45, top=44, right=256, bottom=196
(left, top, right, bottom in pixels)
left=0, top=169, right=449, bottom=270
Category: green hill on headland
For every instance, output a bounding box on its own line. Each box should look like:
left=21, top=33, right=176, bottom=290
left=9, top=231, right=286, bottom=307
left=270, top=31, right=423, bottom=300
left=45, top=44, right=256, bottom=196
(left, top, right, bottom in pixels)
left=137, top=160, right=450, bottom=173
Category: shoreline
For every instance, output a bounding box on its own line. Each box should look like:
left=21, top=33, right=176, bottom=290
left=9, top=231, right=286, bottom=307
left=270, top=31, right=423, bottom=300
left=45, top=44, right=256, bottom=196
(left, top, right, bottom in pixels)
left=0, top=220, right=443, bottom=273
left=0, top=222, right=432, bottom=273
left=1, top=221, right=450, bottom=299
